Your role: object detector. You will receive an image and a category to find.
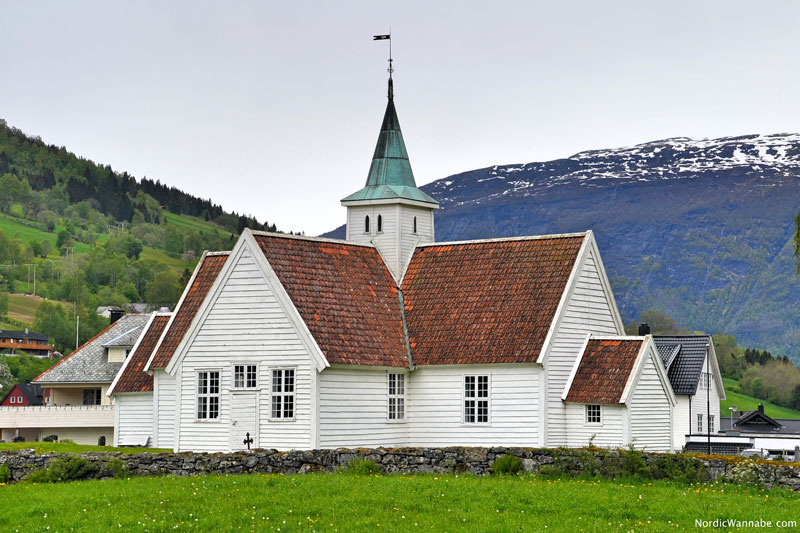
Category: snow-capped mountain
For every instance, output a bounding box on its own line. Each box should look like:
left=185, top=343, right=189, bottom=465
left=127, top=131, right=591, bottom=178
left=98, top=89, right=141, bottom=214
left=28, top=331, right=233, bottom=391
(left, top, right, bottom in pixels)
left=327, top=134, right=800, bottom=360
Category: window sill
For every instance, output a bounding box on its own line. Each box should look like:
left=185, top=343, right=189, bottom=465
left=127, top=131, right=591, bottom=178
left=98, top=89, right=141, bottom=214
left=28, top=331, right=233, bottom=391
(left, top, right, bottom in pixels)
left=385, top=418, right=407, bottom=424
left=460, top=422, right=491, bottom=427
left=267, top=418, right=297, bottom=423
left=194, top=418, right=223, bottom=423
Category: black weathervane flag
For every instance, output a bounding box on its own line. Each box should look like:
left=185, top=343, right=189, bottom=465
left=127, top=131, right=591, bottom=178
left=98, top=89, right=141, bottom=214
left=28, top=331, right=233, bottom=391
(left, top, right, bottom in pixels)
left=373, top=34, right=391, bottom=40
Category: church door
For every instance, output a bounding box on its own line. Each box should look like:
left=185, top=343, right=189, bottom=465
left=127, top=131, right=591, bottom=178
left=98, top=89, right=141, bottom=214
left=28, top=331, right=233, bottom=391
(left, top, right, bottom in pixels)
left=230, top=391, right=258, bottom=451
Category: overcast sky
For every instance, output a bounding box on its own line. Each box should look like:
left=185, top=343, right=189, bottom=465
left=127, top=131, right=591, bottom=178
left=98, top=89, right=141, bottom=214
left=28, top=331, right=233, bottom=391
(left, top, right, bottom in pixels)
left=2, top=1, right=799, bottom=235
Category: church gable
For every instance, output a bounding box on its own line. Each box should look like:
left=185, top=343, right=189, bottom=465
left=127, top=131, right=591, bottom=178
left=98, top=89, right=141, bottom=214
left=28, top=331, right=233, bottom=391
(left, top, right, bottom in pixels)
left=253, top=232, right=408, bottom=368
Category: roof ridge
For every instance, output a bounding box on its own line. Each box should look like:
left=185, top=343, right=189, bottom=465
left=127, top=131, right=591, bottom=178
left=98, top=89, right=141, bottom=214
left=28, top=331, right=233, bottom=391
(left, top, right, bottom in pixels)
left=250, top=230, right=376, bottom=248
left=416, top=232, right=588, bottom=248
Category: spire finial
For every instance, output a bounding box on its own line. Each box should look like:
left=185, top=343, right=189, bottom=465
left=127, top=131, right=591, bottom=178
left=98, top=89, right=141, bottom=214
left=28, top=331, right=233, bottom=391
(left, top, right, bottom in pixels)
left=373, top=32, right=393, bottom=100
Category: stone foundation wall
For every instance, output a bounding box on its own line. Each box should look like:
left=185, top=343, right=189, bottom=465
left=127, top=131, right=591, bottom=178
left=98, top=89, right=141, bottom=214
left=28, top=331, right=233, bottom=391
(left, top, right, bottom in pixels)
left=1, top=447, right=799, bottom=491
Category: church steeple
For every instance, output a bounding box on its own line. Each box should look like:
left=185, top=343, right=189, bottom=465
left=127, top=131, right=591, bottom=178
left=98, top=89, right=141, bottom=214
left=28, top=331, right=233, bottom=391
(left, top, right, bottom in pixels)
left=342, top=61, right=438, bottom=281
left=341, top=77, right=438, bottom=206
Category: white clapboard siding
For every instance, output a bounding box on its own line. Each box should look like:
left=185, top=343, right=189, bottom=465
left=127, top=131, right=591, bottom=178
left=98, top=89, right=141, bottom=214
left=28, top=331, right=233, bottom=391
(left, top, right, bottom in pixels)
left=318, top=368, right=408, bottom=448
left=155, top=371, right=176, bottom=449
left=546, top=248, right=621, bottom=446
left=399, top=205, right=434, bottom=276
left=115, top=393, right=153, bottom=446
left=673, top=396, right=691, bottom=450
left=406, top=365, right=540, bottom=447
left=689, top=357, right=721, bottom=435
left=629, top=353, right=673, bottom=452
left=177, top=248, right=313, bottom=452
left=564, top=403, right=626, bottom=449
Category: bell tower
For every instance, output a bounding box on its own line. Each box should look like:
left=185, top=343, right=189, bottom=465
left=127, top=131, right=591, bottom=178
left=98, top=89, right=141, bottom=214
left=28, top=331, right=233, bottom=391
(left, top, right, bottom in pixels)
left=341, top=74, right=438, bottom=280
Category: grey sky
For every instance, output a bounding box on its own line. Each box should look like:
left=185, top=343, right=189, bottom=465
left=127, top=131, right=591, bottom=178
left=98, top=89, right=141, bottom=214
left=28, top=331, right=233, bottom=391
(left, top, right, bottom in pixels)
left=2, top=1, right=798, bottom=235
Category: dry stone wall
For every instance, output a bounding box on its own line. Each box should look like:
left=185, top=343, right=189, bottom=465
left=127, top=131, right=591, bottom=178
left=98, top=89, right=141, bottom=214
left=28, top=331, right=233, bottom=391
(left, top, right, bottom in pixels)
left=1, top=447, right=799, bottom=491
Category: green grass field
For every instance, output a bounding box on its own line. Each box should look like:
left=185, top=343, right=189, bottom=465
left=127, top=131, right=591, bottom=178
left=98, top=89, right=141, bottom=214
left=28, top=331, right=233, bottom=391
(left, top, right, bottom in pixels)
left=0, top=213, right=94, bottom=253
left=139, top=246, right=195, bottom=270
left=0, top=442, right=169, bottom=454
left=0, top=473, right=796, bottom=531
left=5, top=293, right=72, bottom=325
left=163, top=211, right=225, bottom=235
left=721, top=378, right=800, bottom=419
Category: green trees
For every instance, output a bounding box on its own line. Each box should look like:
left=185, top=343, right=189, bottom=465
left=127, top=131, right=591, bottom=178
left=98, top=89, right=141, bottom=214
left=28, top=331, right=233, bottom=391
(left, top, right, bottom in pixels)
left=0, top=291, right=8, bottom=315
left=144, top=270, right=182, bottom=309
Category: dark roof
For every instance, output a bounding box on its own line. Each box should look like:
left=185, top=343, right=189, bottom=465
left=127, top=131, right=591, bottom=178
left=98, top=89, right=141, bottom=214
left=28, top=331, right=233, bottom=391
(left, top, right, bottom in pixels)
left=684, top=442, right=750, bottom=456
left=721, top=416, right=800, bottom=435
left=0, top=329, right=48, bottom=342
left=653, top=335, right=711, bottom=395
left=401, top=235, right=585, bottom=365
left=112, top=315, right=170, bottom=394
left=564, top=339, right=643, bottom=404
left=148, top=253, right=229, bottom=369
left=254, top=234, right=409, bottom=367
left=34, top=314, right=149, bottom=383
left=656, top=343, right=680, bottom=369
left=1, top=382, right=45, bottom=405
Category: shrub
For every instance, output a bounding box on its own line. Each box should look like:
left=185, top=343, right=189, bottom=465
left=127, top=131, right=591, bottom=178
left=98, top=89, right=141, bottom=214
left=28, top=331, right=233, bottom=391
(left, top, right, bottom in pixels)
left=0, top=463, right=9, bottom=483
left=492, top=454, right=522, bottom=475
left=102, top=458, right=128, bottom=478
left=344, top=458, right=381, bottom=476
left=26, top=455, right=98, bottom=483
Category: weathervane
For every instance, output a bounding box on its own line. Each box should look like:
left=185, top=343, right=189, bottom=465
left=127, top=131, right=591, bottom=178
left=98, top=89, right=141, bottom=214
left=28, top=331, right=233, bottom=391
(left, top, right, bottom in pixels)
left=373, top=32, right=393, bottom=99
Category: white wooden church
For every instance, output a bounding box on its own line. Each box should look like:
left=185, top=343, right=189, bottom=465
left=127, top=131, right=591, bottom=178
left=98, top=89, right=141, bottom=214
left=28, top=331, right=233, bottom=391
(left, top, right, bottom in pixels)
left=109, top=75, right=721, bottom=453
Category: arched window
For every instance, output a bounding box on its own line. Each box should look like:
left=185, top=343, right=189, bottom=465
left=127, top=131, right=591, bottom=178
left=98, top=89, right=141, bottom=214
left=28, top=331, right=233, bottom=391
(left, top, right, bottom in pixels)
left=377, top=215, right=383, bottom=233
left=365, top=215, right=370, bottom=233
left=413, top=216, right=417, bottom=234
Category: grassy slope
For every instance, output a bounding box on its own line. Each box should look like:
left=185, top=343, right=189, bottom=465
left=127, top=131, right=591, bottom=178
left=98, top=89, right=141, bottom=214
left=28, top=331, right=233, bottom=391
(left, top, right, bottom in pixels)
left=722, top=377, right=800, bottom=419
left=0, top=474, right=796, bottom=531
left=0, top=442, right=168, bottom=454
left=6, top=293, right=72, bottom=325
left=163, top=211, right=226, bottom=235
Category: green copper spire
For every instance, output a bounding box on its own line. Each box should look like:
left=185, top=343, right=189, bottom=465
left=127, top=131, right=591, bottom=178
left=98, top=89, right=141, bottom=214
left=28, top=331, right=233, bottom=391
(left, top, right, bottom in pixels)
left=342, top=78, right=439, bottom=206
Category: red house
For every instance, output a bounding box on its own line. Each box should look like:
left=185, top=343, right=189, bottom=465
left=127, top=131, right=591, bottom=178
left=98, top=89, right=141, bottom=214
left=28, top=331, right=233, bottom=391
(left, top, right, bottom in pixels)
left=0, top=382, right=47, bottom=406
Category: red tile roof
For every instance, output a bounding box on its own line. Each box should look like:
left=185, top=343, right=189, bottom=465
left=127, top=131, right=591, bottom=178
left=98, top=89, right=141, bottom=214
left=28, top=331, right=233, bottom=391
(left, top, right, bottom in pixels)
left=565, top=339, right=644, bottom=404
left=254, top=234, right=408, bottom=367
left=113, top=315, right=170, bottom=393
left=148, top=253, right=229, bottom=369
left=400, top=235, right=585, bottom=365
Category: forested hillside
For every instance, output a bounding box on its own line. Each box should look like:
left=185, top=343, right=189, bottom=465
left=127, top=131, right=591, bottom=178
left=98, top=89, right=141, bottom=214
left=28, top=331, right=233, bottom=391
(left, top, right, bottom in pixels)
left=0, top=119, right=280, bottom=354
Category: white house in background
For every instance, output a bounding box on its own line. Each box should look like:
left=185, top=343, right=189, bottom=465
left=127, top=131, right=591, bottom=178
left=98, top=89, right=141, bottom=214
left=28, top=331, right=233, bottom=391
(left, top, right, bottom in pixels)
left=0, top=314, right=148, bottom=445
left=653, top=335, right=725, bottom=450
left=109, top=74, right=680, bottom=453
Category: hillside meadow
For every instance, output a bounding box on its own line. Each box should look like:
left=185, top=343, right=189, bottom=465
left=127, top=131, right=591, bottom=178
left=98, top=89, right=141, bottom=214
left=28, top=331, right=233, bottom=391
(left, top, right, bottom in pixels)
left=0, top=473, right=797, bottom=531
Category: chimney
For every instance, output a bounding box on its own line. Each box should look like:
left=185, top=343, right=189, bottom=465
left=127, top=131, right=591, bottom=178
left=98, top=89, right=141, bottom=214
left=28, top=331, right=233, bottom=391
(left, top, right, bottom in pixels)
left=638, top=323, right=651, bottom=336
left=25, top=327, right=29, bottom=334
left=758, top=404, right=764, bottom=414
left=110, top=308, right=124, bottom=325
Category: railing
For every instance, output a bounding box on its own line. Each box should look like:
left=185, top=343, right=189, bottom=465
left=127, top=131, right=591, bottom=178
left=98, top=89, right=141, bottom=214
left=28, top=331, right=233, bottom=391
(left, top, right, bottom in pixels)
left=0, top=405, right=114, bottom=428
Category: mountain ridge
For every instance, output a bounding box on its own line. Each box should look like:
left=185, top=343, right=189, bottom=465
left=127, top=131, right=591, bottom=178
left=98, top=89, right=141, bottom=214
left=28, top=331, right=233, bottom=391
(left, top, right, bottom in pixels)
left=327, top=133, right=800, bottom=361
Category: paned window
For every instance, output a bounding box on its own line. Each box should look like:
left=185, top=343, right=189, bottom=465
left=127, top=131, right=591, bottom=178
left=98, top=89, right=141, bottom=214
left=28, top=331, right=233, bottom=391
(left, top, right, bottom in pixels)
left=234, top=364, right=257, bottom=389
left=197, top=371, right=220, bottom=419
left=83, top=389, right=101, bottom=405
left=271, top=369, right=295, bottom=419
left=697, top=413, right=703, bottom=433
left=709, top=414, right=715, bottom=433
left=464, top=375, right=489, bottom=423
left=586, top=404, right=602, bottom=424
left=700, top=372, right=711, bottom=390
left=388, top=373, right=405, bottom=420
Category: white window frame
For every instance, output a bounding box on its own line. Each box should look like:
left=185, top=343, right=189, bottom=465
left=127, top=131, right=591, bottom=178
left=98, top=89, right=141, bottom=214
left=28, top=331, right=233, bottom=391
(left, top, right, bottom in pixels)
left=387, top=372, right=406, bottom=422
left=462, top=374, right=490, bottom=425
left=586, top=404, right=602, bottom=425
left=709, top=414, right=715, bottom=433
left=9, top=396, right=15, bottom=404
left=269, top=368, right=296, bottom=421
left=697, top=413, right=703, bottom=433
left=196, top=369, right=222, bottom=421
left=16, top=396, right=23, bottom=404
left=83, top=388, right=101, bottom=406
left=700, top=372, right=711, bottom=391
left=232, top=363, right=259, bottom=390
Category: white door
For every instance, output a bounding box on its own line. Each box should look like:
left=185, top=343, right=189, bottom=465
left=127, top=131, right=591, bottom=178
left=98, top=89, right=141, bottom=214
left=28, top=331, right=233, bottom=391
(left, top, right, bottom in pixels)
left=230, top=391, right=258, bottom=451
